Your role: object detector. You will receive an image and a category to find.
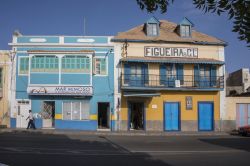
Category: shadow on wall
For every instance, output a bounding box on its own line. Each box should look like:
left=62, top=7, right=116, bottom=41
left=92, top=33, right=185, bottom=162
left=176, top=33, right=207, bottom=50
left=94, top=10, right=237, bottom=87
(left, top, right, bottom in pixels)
left=0, top=131, right=171, bottom=166
left=199, top=137, right=250, bottom=152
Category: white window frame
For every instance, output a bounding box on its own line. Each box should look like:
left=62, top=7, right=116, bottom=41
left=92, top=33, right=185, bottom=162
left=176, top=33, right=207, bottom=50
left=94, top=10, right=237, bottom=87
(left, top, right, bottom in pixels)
left=62, top=100, right=90, bottom=121
left=93, top=56, right=108, bottom=76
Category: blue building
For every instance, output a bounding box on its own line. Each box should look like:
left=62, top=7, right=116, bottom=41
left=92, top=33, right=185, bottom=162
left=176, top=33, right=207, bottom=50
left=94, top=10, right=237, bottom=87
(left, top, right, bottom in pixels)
left=9, top=32, right=115, bottom=131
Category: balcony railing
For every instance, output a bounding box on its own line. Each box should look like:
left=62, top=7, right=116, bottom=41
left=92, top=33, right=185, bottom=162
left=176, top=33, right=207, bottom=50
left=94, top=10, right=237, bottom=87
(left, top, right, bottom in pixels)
left=120, top=74, right=224, bottom=90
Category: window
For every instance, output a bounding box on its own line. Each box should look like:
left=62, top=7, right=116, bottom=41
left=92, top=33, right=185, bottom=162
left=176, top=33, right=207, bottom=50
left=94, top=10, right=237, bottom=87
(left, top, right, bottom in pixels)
left=31, top=55, right=58, bottom=72
left=180, top=25, right=191, bottom=37
left=62, top=55, right=90, bottom=73
left=147, top=23, right=158, bottom=36
left=0, top=68, right=2, bottom=88
left=62, top=101, right=90, bottom=120
left=131, top=64, right=141, bottom=76
left=94, top=58, right=107, bottom=75
left=19, top=57, right=29, bottom=74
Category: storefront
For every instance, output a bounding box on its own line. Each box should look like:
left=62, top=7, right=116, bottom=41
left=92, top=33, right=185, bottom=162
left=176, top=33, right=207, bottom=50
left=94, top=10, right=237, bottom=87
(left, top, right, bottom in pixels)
left=113, top=17, right=226, bottom=131
left=9, top=34, right=115, bottom=131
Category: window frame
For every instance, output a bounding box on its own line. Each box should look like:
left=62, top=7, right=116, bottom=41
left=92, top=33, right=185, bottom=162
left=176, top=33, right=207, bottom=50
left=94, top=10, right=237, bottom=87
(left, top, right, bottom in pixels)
left=62, top=100, right=90, bottom=121
left=18, top=56, right=29, bottom=75
left=61, top=55, right=91, bottom=73
left=180, top=25, right=191, bottom=38
left=147, top=23, right=158, bottom=36
left=31, top=55, right=59, bottom=73
left=93, top=57, right=108, bottom=76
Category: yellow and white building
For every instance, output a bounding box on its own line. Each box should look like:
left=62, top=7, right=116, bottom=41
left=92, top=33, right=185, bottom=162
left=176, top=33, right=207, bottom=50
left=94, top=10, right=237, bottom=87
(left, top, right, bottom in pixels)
left=0, top=50, right=12, bottom=128
left=112, top=17, right=226, bottom=131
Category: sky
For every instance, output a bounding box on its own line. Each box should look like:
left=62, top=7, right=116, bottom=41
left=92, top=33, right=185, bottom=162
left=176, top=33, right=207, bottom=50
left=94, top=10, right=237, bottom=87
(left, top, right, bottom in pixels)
left=0, top=0, right=249, bottom=73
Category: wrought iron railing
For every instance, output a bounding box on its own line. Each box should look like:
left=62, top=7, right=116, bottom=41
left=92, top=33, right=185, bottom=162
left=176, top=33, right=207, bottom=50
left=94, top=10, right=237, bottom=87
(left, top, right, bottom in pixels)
left=120, top=74, right=224, bottom=89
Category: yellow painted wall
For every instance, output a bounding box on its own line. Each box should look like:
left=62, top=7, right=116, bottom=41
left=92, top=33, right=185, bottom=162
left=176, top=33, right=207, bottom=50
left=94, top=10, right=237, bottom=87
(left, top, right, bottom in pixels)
left=124, top=43, right=223, bottom=60
left=0, top=51, right=11, bottom=127
left=224, top=97, right=250, bottom=120
left=121, top=91, right=220, bottom=121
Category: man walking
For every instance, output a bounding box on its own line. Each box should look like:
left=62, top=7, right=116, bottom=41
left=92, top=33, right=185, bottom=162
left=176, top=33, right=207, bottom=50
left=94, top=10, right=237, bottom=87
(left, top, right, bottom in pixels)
left=26, top=110, right=36, bottom=129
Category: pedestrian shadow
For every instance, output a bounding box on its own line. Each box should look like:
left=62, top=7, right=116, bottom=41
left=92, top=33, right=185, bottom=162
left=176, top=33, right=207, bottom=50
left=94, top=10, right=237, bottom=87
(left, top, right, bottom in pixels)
left=199, top=137, right=250, bottom=152
left=0, top=132, right=172, bottom=166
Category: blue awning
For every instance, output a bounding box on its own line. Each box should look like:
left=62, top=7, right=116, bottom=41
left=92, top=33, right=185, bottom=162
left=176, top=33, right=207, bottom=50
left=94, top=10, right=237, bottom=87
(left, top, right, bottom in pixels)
left=123, top=92, right=161, bottom=97
left=120, top=57, right=224, bottom=65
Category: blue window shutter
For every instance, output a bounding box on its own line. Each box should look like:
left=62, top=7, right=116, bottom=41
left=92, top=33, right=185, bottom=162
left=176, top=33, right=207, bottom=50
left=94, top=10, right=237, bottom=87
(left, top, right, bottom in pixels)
left=194, top=64, right=200, bottom=87
left=141, top=64, right=148, bottom=84
left=160, top=64, right=166, bottom=85
left=124, top=63, right=130, bottom=84
left=210, top=65, right=217, bottom=86
left=177, top=64, right=184, bottom=84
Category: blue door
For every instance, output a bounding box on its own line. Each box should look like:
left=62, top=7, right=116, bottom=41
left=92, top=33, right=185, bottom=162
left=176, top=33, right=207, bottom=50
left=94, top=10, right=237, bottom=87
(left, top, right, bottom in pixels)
left=164, top=102, right=180, bottom=131
left=198, top=102, right=214, bottom=131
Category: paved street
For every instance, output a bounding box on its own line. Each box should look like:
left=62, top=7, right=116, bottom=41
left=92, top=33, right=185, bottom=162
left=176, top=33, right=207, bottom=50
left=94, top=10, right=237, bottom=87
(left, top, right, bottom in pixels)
left=0, top=131, right=250, bottom=166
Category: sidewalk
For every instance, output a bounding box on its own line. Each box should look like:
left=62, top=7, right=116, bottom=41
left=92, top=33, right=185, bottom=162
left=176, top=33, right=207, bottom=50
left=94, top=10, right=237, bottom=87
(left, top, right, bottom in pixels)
left=0, top=128, right=232, bottom=136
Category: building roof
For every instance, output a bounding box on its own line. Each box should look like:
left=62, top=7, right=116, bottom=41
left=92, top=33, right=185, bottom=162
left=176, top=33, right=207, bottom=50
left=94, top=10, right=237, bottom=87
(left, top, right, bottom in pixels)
left=120, top=56, right=224, bottom=65
left=112, top=20, right=226, bottom=46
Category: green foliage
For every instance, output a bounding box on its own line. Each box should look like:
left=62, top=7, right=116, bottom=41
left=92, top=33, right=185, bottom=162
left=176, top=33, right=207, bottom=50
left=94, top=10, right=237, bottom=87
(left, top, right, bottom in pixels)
left=136, top=0, right=250, bottom=47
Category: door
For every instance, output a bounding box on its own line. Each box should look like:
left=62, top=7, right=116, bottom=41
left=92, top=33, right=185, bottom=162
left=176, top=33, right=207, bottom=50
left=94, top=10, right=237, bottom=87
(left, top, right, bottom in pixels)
left=16, top=101, right=31, bottom=128
left=130, top=65, right=142, bottom=87
left=236, top=104, right=250, bottom=128
left=98, top=103, right=110, bottom=129
left=198, top=102, right=214, bottom=131
left=164, top=102, right=180, bottom=131
left=129, top=102, right=144, bottom=130
left=41, top=101, right=55, bottom=128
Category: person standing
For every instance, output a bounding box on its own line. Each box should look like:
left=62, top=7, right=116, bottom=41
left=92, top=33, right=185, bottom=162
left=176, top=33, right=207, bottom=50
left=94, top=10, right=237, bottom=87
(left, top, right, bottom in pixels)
left=26, top=110, right=36, bottom=129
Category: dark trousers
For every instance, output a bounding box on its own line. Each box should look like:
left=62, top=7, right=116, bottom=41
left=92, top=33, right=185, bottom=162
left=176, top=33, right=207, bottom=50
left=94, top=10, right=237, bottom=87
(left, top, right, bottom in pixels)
left=27, top=119, right=36, bottom=129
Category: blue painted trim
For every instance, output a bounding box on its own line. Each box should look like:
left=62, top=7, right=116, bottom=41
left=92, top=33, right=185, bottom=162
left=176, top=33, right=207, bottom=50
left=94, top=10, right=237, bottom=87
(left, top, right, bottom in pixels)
left=198, top=101, right=214, bottom=131
left=120, top=59, right=224, bottom=65
left=121, top=87, right=224, bottom=91
left=163, top=102, right=181, bottom=131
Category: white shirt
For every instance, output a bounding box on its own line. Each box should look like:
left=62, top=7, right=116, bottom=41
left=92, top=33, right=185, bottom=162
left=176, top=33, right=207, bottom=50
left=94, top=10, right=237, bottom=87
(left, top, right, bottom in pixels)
left=28, top=112, right=33, bottom=120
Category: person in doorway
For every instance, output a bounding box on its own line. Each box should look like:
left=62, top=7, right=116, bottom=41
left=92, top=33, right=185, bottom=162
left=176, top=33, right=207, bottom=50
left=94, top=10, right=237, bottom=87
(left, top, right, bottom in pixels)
left=26, top=110, right=36, bottom=129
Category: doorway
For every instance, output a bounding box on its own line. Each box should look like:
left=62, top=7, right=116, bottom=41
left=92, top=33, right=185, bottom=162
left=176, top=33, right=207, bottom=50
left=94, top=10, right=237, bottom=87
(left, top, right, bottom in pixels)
left=42, top=101, right=55, bottom=128
left=98, top=102, right=110, bottom=129
left=129, top=102, right=144, bottom=130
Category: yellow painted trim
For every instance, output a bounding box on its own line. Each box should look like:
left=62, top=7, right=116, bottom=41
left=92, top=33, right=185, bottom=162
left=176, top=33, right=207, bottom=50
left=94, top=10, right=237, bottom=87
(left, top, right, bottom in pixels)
left=55, top=114, right=62, bottom=120
left=90, top=115, right=97, bottom=120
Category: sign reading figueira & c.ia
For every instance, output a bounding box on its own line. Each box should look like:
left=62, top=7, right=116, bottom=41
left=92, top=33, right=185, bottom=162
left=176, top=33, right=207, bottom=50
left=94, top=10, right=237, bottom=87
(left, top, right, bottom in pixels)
left=144, top=47, right=198, bottom=58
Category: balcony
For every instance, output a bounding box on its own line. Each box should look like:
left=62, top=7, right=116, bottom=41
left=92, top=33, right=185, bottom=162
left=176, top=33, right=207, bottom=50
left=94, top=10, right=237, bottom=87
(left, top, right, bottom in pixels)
left=120, top=74, right=224, bottom=91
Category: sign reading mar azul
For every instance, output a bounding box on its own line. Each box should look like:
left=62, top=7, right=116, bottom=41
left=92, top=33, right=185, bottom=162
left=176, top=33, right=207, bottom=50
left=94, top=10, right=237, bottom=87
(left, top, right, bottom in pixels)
left=145, top=47, right=198, bottom=58
left=27, top=86, right=93, bottom=96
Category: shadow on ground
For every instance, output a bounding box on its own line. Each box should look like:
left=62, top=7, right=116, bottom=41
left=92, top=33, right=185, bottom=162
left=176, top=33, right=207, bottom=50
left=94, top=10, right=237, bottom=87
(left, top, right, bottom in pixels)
left=199, top=136, right=250, bottom=152
left=0, top=131, right=171, bottom=166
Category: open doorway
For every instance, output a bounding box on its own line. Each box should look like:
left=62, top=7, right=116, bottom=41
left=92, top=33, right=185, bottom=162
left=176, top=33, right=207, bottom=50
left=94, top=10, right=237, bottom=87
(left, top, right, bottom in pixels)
left=129, top=102, right=144, bottom=130
left=98, top=102, right=110, bottom=129
left=42, top=101, right=55, bottom=128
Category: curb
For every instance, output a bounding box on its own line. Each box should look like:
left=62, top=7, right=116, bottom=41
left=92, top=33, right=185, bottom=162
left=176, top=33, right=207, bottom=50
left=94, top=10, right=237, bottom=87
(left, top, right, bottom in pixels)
left=0, top=128, right=232, bottom=136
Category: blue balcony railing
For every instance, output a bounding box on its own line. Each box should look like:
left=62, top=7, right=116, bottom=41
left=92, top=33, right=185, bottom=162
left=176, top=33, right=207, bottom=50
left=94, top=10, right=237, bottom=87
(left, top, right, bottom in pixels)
left=121, top=74, right=224, bottom=90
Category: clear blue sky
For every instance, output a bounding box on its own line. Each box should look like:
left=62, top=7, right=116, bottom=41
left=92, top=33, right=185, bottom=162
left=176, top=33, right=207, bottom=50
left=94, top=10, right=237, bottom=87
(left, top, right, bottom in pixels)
left=0, top=0, right=249, bottom=73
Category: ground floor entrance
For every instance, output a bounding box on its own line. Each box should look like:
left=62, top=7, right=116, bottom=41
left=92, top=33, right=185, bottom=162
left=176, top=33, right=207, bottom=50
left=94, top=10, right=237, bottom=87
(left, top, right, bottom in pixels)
left=41, top=101, right=55, bottom=128
left=236, top=103, right=250, bottom=128
left=129, top=102, right=144, bottom=130
left=164, top=102, right=180, bottom=131
left=98, top=102, right=110, bottom=129
left=198, top=102, right=214, bottom=131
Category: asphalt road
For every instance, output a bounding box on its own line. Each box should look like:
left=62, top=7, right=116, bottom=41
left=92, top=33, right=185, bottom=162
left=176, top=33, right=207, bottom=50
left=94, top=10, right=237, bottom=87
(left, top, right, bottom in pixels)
left=0, top=131, right=250, bottom=166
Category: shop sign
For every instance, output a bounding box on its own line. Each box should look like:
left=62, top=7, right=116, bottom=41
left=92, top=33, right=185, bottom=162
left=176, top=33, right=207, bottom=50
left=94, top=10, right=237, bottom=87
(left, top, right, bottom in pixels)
left=27, top=86, right=93, bottom=96
left=186, top=96, right=193, bottom=110
left=145, top=47, right=198, bottom=58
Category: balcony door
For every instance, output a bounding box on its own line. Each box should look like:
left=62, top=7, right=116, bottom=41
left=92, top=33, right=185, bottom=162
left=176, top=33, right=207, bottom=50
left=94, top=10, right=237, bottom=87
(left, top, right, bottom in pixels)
left=124, top=63, right=148, bottom=87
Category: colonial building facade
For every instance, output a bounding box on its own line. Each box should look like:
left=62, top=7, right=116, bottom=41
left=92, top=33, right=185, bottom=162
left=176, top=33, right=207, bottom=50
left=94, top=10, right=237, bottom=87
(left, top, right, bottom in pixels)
left=9, top=32, right=115, bottom=130
left=112, top=17, right=226, bottom=131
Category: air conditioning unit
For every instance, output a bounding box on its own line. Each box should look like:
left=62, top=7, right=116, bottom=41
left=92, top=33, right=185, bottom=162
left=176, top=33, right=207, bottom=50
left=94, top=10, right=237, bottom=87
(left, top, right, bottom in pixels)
left=175, top=80, right=181, bottom=88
